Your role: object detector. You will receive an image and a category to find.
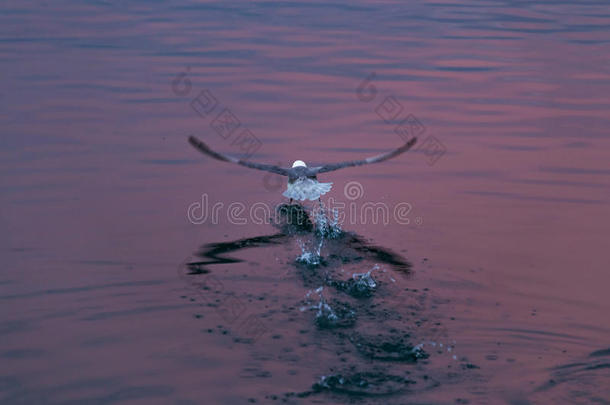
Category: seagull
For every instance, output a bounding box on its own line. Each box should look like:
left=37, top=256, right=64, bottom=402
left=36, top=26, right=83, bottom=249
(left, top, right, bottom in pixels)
left=188, top=135, right=417, bottom=202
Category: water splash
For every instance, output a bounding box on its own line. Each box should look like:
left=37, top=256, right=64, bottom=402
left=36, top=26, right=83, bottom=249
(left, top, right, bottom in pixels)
left=300, top=286, right=356, bottom=328
left=296, top=237, right=324, bottom=266
left=313, top=201, right=342, bottom=239
left=300, top=287, right=337, bottom=323
left=328, top=264, right=379, bottom=298
left=351, top=264, right=378, bottom=288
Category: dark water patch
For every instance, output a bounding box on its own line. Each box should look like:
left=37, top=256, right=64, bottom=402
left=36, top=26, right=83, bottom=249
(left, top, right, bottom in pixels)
left=183, top=262, right=210, bottom=275
left=308, top=371, right=414, bottom=397
left=590, top=348, right=610, bottom=357
left=0, top=320, right=31, bottom=336
left=240, top=363, right=274, bottom=379
left=80, top=335, right=123, bottom=348
left=325, top=233, right=411, bottom=274
left=283, top=367, right=447, bottom=401
left=186, top=234, right=288, bottom=274
left=461, top=363, right=480, bottom=370
left=585, top=363, right=610, bottom=371
left=553, top=361, right=588, bottom=370
left=349, top=332, right=428, bottom=362
left=534, top=347, right=610, bottom=403
left=327, top=272, right=376, bottom=298
left=274, top=203, right=314, bottom=233
left=436, top=66, right=496, bottom=72
left=490, top=327, right=584, bottom=341
left=0, top=375, right=21, bottom=392
left=1, top=349, right=44, bottom=359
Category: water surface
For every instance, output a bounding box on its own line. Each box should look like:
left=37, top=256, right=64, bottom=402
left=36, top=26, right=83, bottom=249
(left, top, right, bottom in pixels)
left=1, top=1, right=609, bottom=404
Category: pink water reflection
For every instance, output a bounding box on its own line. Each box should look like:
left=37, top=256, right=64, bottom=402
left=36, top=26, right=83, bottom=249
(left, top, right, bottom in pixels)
left=1, top=0, right=609, bottom=403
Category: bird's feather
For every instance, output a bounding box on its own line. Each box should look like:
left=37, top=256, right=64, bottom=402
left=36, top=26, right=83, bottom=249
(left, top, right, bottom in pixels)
left=188, top=136, right=290, bottom=176
left=310, top=137, right=417, bottom=174
left=188, top=135, right=417, bottom=177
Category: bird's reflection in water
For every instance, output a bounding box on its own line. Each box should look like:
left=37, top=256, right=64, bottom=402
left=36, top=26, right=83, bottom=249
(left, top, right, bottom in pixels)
left=186, top=203, right=411, bottom=277
left=178, top=204, right=462, bottom=400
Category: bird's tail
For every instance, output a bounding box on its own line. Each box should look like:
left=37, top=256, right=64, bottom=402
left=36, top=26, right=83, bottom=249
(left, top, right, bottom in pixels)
left=283, top=180, right=333, bottom=201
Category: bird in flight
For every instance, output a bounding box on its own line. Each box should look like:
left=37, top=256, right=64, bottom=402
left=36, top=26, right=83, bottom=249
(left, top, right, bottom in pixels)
left=188, top=135, right=417, bottom=202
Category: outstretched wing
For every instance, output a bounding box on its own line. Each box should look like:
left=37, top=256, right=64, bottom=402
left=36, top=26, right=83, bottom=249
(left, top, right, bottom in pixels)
left=311, top=137, right=417, bottom=174
left=188, top=136, right=290, bottom=176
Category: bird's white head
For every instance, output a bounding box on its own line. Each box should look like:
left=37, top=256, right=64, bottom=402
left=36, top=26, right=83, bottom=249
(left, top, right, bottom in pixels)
left=292, top=160, right=307, bottom=168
